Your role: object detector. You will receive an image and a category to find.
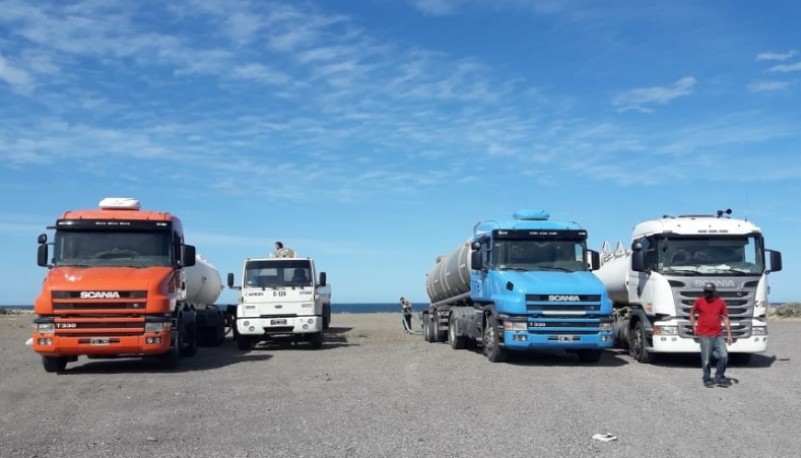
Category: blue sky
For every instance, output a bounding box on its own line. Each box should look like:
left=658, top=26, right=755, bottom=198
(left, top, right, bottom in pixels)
left=1, top=0, right=799, bottom=305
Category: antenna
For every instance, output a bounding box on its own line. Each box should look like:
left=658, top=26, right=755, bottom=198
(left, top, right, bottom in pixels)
left=716, top=208, right=733, bottom=218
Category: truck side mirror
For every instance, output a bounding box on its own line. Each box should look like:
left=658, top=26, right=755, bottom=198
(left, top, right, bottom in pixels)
left=588, top=250, right=600, bottom=271
left=37, top=244, right=49, bottom=267
left=471, top=251, right=482, bottom=270
left=181, top=244, right=196, bottom=267
left=319, top=271, right=327, bottom=287
left=631, top=251, right=647, bottom=272
left=227, top=273, right=235, bottom=288
left=38, top=233, right=47, bottom=244
left=767, top=250, right=782, bottom=273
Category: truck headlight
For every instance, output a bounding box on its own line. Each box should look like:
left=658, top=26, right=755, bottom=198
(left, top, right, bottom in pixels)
left=653, top=326, right=678, bottom=336
left=503, top=322, right=527, bottom=331
left=36, top=323, right=55, bottom=334
left=145, top=322, right=170, bottom=333
left=751, top=326, right=767, bottom=336
left=599, top=322, right=613, bottom=331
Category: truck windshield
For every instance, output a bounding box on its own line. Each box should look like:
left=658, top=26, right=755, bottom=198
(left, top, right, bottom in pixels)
left=657, top=235, right=763, bottom=275
left=492, top=239, right=588, bottom=272
left=244, top=260, right=312, bottom=287
left=54, top=230, right=172, bottom=268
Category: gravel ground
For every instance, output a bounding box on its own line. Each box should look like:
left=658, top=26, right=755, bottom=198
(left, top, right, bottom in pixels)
left=1, top=313, right=800, bottom=458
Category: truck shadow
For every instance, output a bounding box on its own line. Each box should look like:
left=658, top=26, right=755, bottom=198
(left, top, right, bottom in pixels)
left=504, top=350, right=630, bottom=367
left=623, top=351, right=779, bottom=369
left=57, top=341, right=274, bottom=374
left=243, top=327, right=359, bottom=352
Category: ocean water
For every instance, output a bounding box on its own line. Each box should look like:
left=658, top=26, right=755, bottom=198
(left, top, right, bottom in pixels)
left=0, top=303, right=413, bottom=314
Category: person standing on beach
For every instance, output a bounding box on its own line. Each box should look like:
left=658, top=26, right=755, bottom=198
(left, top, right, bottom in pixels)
left=689, top=282, right=733, bottom=388
left=400, top=297, right=413, bottom=333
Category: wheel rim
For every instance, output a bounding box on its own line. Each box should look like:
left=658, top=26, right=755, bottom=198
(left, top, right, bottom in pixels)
left=483, top=320, right=494, bottom=354
left=631, top=325, right=643, bottom=358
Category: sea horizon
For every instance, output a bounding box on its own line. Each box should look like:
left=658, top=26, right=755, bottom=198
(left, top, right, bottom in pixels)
left=0, top=302, right=415, bottom=314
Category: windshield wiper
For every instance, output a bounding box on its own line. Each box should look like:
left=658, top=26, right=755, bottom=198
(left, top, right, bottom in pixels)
left=497, top=265, right=529, bottom=271
left=536, top=265, right=573, bottom=272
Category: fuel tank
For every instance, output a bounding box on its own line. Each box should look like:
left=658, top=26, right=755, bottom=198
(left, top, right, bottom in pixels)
left=184, top=255, right=223, bottom=306
left=594, top=250, right=632, bottom=304
left=425, top=240, right=472, bottom=304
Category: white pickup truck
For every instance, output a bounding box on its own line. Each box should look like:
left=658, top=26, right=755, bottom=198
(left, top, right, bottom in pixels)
left=227, top=254, right=331, bottom=350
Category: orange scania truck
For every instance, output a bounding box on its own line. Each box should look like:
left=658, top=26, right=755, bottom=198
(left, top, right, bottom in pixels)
left=32, top=197, right=226, bottom=372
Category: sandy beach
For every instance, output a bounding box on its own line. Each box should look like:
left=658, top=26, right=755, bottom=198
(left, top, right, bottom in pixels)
left=2, top=312, right=801, bottom=458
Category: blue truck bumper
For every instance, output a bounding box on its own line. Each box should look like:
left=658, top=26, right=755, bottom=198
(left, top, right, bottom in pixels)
left=502, top=331, right=615, bottom=350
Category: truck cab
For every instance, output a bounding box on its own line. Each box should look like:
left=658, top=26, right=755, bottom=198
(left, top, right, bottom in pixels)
left=597, top=210, right=783, bottom=363
left=32, top=197, right=203, bottom=372
left=228, top=254, right=331, bottom=350
left=425, top=210, right=614, bottom=363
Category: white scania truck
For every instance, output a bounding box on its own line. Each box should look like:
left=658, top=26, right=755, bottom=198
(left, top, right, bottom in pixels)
left=595, top=210, right=782, bottom=364
left=227, top=253, right=331, bottom=350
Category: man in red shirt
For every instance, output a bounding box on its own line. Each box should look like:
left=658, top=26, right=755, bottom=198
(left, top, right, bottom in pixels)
left=689, top=283, right=733, bottom=388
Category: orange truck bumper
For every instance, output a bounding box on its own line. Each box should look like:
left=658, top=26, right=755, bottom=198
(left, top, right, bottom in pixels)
left=32, top=332, right=171, bottom=357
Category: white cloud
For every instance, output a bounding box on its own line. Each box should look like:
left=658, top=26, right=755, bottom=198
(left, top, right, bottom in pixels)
left=612, top=77, right=696, bottom=113
left=768, top=62, right=801, bottom=73
left=0, top=53, right=33, bottom=93
left=748, top=80, right=791, bottom=93
left=410, top=0, right=456, bottom=16
left=756, top=50, right=797, bottom=61
left=230, top=63, right=291, bottom=85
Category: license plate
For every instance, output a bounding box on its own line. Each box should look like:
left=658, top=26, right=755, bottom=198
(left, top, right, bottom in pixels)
left=270, top=319, right=287, bottom=326
left=90, top=338, right=110, bottom=346
left=558, top=335, right=575, bottom=342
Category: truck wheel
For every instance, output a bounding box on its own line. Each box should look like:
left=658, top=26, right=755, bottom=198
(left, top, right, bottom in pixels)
left=576, top=350, right=602, bottom=363
left=423, top=316, right=431, bottom=342
left=160, top=329, right=183, bottom=369
left=434, top=316, right=447, bottom=342
left=323, top=305, right=331, bottom=330
left=629, top=320, right=654, bottom=364
left=181, top=322, right=198, bottom=357
left=42, top=356, right=68, bottom=373
left=483, top=316, right=507, bottom=363
left=430, top=315, right=441, bottom=342
left=448, top=315, right=466, bottom=350
left=310, top=330, right=324, bottom=349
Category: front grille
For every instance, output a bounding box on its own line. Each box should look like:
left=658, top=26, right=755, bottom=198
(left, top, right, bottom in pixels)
left=259, top=314, right=298, bottom=319
left=525, top=294, right=602, bottom=314
left=54, top=302, right=147, bottom=311
left=51, top=290, right=149, bottom=314
left=263, top=326, right=295, bottom=334
left=675, top=288, right=755, bottom=319
left=678, top=320, right=752, bottom=339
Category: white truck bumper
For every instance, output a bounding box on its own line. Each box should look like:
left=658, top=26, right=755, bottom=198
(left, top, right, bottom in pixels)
left=651, top=334, right=768, bottom=353
left=237, top=316, right=323, bottom=336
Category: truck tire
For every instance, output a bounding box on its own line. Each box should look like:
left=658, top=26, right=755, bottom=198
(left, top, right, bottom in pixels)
left=181, top=322, right=198, bottom=357
left=483, top=316, right=507, bottom=363
left=434, top=315, right=447, bottom=342
left=448, top=314, right=466, bottom=350
left=323, top=304, right=331, bottom=330
left=423, top=315, right=432, bottom=342
left=309, top=330, right=324, bottom=349
left=629, top=320, right=654, bottom=364
left=42, top=355, right=68, bottom=373
left=430, top=314, right=442, bottom=342
left=159, top=328, right=183, bottom=369
left=576, top=350, right=603, bottom=363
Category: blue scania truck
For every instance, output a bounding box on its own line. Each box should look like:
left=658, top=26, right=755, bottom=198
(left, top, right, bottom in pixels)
left=422, top=210, right=614, bottom=362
